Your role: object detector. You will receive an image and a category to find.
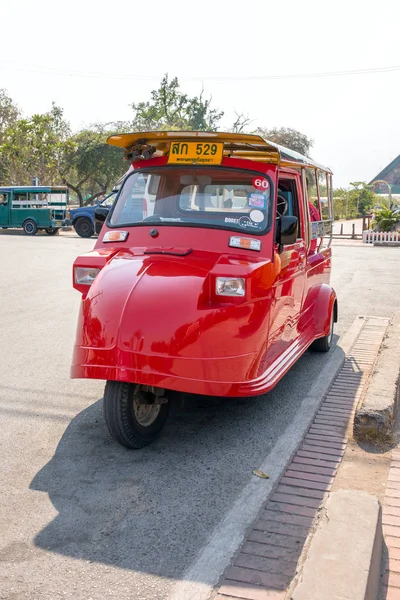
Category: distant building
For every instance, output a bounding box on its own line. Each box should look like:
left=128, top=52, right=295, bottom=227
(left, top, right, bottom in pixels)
left=370, top=155, right=400, bottom=196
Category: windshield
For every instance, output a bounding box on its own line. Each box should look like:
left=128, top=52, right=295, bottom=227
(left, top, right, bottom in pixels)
left=102, top=192, right=117, bottom=207
left=109, top=167, right=272, bottom=235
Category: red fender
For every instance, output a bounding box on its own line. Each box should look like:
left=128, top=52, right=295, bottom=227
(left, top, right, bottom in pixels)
left=313, top=283, right=338, bottom=338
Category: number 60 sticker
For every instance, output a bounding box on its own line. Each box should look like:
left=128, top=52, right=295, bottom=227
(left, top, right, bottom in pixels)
left=252, top=177, right=269, bottom=190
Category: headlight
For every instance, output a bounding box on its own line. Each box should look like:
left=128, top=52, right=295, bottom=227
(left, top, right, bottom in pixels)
left=74, top=267, right=100, bottom=285
left=216, top=277, right=245, bottom=297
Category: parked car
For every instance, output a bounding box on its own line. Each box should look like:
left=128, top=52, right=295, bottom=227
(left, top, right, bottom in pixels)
left=69, top=192, right=117, bottom=237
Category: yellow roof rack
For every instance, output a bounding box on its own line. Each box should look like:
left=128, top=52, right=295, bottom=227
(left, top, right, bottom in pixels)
left=107, top=131, right=332, bottom=174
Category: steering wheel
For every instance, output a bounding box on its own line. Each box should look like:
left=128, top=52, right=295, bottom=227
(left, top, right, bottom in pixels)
left=276, top=194, right=288, bottom=218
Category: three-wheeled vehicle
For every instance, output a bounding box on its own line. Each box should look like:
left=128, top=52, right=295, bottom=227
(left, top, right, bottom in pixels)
left=0, top=186, right=69, bottom=235
left=71, top=131, right=337, bottom=449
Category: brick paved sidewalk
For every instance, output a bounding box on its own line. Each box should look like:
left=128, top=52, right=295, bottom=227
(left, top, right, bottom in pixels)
left=380, top=448, right=400, bottom=599
left=212, top=317, right=389, bottom=600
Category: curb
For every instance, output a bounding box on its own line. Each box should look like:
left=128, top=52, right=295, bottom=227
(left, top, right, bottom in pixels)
left=354, top=313, right=400, bottom=444
left=169, top=319, right=366, bottom=600
left=209, top=317, right=389, bottom=600
left=373, top=242, right=400, bottom=247
left=291, top=491, right=382, bottom=600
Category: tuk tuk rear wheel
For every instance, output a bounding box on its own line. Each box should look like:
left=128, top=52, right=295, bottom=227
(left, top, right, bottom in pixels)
left=103, top=381, right=169, bottom=449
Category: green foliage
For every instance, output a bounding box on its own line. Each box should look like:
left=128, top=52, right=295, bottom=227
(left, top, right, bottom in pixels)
left=349, top=181, right=376, bottom=216
left=332, top=182, right=381, bottom=219
left=0, top=79, right=351, bottom=214
left=332, top=188, right=349, bottom=219
left=60, top=126, right=125, bottom=205
left=130, top=74, right=223, bottom=132
left=0, top=90, right=21, bottom=182
left=254, top=126, right=313, bottom=156
left=0, top=103, right=69, bottom=185
left=0, top=89, right=20, bottom=140
left=373, top=207, right=400, bottom=232
left=0, top=95, right=126, bottom=205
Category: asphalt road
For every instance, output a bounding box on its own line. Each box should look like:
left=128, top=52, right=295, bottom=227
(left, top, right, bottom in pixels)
left=0, top=232, right=399, bottom=600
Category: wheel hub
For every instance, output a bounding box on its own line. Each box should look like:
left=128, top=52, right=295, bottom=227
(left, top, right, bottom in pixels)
left=133, top=398, right=161, bottom=427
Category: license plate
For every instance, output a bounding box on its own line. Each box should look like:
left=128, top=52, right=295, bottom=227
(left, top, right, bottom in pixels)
left=55, top=221, right=62, bottom=226
left=168, top=141, right=223, bottom=165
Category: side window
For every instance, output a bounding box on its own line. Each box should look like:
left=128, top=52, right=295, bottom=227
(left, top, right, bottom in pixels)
left=315, top=170, right=330, bottom=220
left=29, top=192, right=46, bottom=207
left=12, top=192, right=28, bottom=208
left=277, top=177, right=302, bottom=239
left=305, top=168, right=321, bottom=220
left=0, top=193, right=8, bottom=206
left=103, top=193, right=117, bottom=207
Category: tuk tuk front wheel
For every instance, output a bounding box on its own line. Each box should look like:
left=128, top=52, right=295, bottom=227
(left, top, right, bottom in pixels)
left=310, top=312, right=334, bottom=353
left=103, top=381, right=170, bottom=449
left=23, top=219, right=38, bottom=235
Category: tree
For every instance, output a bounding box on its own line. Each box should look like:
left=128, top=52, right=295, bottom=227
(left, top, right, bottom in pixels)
left=0, top=103, right=69, bottom=185
left=230, top=112, right=253, bottom=134
left=255, top=126, right=313, bottom=156
left=349, top=181, right=376, bottom=216
left=0, top=89, right=20, bottom=140
left=0, top=90, right=22, bottom=182
left=59, top=126, right=125, bottom=206
left=130, top=74, right=223, bottom=131
left=332, top=188, right=350, bottom=220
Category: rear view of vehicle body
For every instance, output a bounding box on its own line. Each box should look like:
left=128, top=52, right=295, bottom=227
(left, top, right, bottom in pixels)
left=0, top=186, right=69, bottom=235
left=71, top=131, right=337, bottom=448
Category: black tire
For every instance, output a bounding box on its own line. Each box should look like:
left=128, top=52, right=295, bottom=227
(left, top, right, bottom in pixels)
left=310, top=312, right=334, bottom=353
left=23, top=219, right=38, bottom=235
left=74, top=217, right=94, bottom=238
left=45, top=228, right=59, bottom=236
left=103, top=381, right=170, bottom=449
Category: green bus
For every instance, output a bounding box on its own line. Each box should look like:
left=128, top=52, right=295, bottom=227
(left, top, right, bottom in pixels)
left=0, top=186, right=69, bottom=235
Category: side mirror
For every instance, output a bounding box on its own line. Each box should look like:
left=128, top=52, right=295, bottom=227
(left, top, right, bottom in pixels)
left=276, top=215, right=298, bottom=250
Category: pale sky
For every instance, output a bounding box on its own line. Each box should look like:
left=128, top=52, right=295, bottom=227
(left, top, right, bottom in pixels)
left=1, top=0, right=399, bottom=187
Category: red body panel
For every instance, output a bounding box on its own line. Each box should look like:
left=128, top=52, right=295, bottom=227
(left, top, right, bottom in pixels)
left=71, top=157, right=337, bottom=397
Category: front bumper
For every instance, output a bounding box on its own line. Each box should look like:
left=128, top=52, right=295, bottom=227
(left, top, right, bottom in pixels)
left=71, top=346, right=260, bottom=397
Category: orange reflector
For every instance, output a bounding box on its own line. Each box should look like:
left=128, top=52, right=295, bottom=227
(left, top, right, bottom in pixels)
left=229, top=236, right=261, bottom=251
left=103, top=230, right=129, bottom=243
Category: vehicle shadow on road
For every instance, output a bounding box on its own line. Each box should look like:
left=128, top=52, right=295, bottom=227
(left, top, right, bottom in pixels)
left=29, top=344, right=339, bottom=583
left=29, top=393, right=272, bottom=578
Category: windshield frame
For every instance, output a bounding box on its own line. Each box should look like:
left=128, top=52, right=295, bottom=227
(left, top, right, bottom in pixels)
left=106, top=165, right=274, bottom=236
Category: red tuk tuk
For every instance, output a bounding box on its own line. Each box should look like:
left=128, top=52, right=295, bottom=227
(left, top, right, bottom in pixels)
left=71, top=132, right=337, bottom=448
